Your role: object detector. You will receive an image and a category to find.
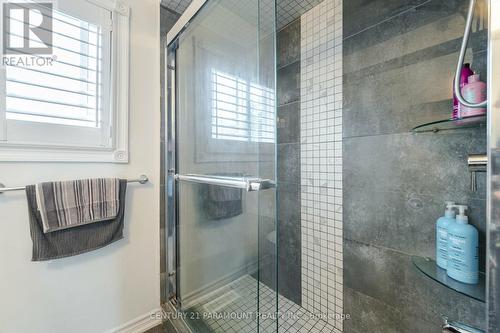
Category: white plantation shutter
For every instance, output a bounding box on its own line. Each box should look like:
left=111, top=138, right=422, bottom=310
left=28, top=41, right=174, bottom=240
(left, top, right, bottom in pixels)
left=1, top=0, right=113, bottom=148
left=211, top=70, right=275, bottom=143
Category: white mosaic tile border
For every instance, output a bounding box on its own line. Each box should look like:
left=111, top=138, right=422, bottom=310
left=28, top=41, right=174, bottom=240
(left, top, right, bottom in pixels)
left=300, top=0, right=343, bottom=330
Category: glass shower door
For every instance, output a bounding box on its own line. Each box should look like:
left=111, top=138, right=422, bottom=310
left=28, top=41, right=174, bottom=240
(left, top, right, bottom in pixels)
left=167, top=0, right=277, bottom=332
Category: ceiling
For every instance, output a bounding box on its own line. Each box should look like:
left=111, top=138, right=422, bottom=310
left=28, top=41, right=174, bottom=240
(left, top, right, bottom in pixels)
left=161, top=0, right=324, bottom=29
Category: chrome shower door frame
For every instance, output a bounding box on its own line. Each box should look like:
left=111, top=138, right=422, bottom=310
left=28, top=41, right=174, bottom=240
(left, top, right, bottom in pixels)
left=165, top=0, right=210, bottom=308
left=487, top=0, right=500, bottom=331
left=165, top=38, right=178, bottom=305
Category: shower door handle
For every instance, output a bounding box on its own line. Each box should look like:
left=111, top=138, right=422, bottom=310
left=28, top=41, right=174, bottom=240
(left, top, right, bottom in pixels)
left=173, top=174, right=275, bottom=192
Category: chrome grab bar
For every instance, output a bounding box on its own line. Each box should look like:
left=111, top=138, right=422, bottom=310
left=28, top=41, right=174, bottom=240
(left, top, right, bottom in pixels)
left=454, top=0, right=487, bottom=109
left=173, top=174, right=275, bottom=192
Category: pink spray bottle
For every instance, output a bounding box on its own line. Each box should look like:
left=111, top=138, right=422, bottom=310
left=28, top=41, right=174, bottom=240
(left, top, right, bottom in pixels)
left=460, top=73, right=487, bottom=118
left=453, top=63, right=474, bottom=119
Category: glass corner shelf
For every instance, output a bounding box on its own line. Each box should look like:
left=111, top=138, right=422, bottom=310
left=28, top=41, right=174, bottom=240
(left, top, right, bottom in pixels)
left=412, top=256, right=485, bottom=303
left=412, top=115, right=486, bottom=133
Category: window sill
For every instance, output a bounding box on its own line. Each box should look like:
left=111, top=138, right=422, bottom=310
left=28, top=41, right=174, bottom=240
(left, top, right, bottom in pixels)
left=0, top=143, right=128, bottom=163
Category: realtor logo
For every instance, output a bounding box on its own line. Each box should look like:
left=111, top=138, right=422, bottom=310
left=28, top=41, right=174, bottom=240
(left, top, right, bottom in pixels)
left=3, top=2, right=53, bottom=55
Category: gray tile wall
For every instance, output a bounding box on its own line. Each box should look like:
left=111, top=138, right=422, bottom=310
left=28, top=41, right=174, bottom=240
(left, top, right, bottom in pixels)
left=271, top=18, right=303, bottom=305
left=255, top=18, right=303, bottom=308
left=255, top=18, right=302, bottom=306
left=343, top=0, right=487, bottom=332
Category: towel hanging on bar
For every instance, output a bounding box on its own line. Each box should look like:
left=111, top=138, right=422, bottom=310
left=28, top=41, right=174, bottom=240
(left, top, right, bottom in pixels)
left=26, top=179, right=128, bottom=261
left=36, top=178, right=121, bottom=233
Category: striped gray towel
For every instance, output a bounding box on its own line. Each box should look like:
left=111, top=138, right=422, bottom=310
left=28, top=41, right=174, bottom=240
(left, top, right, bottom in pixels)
left=35, top=178, right=120, bottom=233
left=26, top=180, right=127, bottom=261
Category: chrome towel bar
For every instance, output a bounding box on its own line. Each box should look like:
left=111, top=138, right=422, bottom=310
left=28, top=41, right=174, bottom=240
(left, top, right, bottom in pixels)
left=0, top=175, right=149, bottom=194
left=174, top=174, right=275, bottom=192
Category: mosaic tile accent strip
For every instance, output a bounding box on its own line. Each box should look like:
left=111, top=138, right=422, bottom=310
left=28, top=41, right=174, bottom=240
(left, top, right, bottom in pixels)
left=300, top=0, right=343, bottom=330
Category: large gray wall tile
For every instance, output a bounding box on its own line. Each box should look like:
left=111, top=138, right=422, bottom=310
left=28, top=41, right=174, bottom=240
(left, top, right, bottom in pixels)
left=344, top=188, right=486, bottom=266
left=277, top=182, right=300, bottom=222
left=343, top=0, right=488, bottom=331
left=343, top=0, right=487, bottom=137
left=277, top=143, right=300, bottom=183
left=344, top=0, right=474, bottom=56
left=260, top=19, right=302, bottom=306
left=343, top=129, right=487, bottom=265
left=344, top=0, right=449, bottom=38
left=278, top=102, right=300, bottom=144
left=278, top=250, right=301, bottom=304
left=344, top=240, right=486, bottom=331
left=344, top=130, right=486, bottom=199
left=344, top=287, right=439, bottom=333
left=277, top=62, right=301, bottom=106
left=276, top=20, right=302, bottom=304
left=275, top=181, right=301, bottom=304
left=343, top=48, right=486, bottom=137
left=277, top=18, right=301, bottom=68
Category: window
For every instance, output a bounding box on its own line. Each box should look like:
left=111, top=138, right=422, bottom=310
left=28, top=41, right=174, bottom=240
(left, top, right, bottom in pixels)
left=211, top=70, right=275, bottom=143
left=0, top=0, right=130, bottom=162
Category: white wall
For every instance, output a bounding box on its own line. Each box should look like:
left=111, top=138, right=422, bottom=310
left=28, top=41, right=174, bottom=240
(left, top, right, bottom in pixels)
left=0, top=1, right=161, bottom=332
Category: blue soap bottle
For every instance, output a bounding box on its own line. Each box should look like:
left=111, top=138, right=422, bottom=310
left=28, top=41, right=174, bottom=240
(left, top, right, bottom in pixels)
left=436, top=201, right=456, bottom=269
left=447, top=205, right=479, bottom=284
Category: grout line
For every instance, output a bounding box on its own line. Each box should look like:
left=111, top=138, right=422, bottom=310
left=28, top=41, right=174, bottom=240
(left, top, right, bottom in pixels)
left=277, top=16, right=301, bottom=34
left=342, top=125, right=485, bottom=141
left=277, top=59, right=302, bottom=71
left=343, top=0, right=433, bottom=41
left=277, top=59, right=301, bottom=72
left=344, top=236, right=433, bottom=259
left=278, top=99, right=301, bottom=108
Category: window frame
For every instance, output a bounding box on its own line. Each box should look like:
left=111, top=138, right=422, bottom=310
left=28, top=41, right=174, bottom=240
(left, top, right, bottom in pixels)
left=0, top=0, right=130, bottom=163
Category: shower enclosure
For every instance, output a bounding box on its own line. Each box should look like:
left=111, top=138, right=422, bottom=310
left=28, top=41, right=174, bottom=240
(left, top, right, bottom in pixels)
left=166, top=0, right=279, bottom=331
left=163, top=0, right=500, bottom=332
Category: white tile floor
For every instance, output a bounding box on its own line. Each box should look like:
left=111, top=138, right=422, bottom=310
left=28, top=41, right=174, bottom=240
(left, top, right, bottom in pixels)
left=183, top=275, right=340, bottom=333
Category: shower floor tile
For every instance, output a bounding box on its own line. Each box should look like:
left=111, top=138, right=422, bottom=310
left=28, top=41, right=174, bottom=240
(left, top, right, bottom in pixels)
left=182, top=275, right=340, bottom=333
